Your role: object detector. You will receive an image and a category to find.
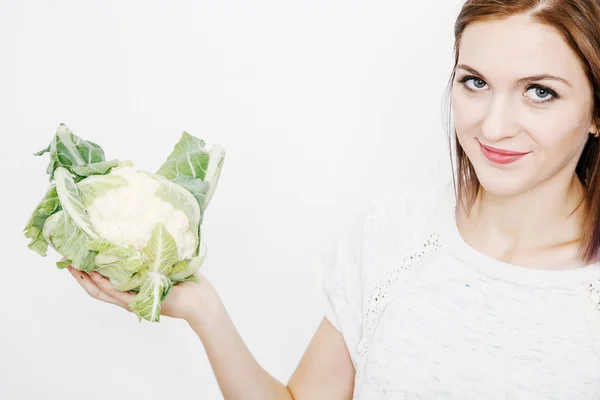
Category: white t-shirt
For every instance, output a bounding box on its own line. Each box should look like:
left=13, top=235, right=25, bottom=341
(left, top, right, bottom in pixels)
left=319, top=181, right=600, bottom=399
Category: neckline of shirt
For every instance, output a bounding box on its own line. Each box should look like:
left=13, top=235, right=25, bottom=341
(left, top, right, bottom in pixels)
left=436, top=182, right=600, bottom=288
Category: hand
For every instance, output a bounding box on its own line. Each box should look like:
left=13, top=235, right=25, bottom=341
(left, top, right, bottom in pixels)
left=66, top=265, right=224, bottom=327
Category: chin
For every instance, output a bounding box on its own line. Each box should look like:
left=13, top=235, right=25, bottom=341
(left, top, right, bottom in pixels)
left=470, top=159, right=534, bottom=198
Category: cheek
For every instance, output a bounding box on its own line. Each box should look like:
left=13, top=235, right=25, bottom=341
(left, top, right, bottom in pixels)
left=451, top=87, right=482, bottom=136
left=451, top=91, right=477, bottom=155
left=531, top=129, right=588, bottom=161
left=526, top=107, right=590, bottom=154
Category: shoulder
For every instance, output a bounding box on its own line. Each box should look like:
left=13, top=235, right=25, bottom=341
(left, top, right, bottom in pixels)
left=338, top=180, right=454, bottom=318
left=361, top=180, right=454, bottom=260
left=367, top=180, right=452, bottom=226
left=318, top=177, right=453, bottom=289
left=318, top=179, right=453, bottom=368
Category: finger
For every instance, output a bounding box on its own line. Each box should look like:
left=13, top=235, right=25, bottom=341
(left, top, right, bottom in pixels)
left=89, top=271, right=136, bottom=305
left=67, top=266, right=129, bottom=310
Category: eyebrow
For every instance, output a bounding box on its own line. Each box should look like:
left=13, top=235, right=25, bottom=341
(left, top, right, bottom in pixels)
left=456, top=64, right=573, bottom=88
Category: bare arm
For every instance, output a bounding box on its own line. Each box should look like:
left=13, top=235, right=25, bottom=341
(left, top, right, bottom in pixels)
left=287, top=317, right=355, bottom=400
left=69, top=268, right=355, bottom=400
left=190, top=299, right=355, bottom=400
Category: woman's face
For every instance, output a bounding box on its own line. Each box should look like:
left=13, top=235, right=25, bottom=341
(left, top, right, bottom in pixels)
left=451, top=13, right=597, bottom=196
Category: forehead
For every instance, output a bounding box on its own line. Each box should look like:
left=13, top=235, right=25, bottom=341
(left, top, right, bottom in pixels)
left=458, top=13, right=583, bottom=81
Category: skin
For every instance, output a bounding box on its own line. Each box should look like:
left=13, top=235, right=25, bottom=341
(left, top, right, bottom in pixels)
left=452, top=13, right=598, bottom=269
left=67, top=12, right=599, bottom=399
left=66, top=265, right=354, bottom=399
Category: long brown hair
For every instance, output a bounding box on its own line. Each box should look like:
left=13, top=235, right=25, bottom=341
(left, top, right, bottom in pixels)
left=445, top=0, right=600, bottom=264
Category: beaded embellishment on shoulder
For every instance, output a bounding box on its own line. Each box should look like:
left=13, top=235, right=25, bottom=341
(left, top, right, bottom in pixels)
left=352, top=230, right=442, bottom=397
left=586, top=280, right=600, bottom=311
left=582, top=278, right=600, bottom=359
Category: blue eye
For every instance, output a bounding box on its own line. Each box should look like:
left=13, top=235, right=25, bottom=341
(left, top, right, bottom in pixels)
left=526, top=85, right=558, bottom=102
left=457, top=75, right=560, bottom=104
left=464, top=76, right=487, bottom=90
left=458, top=75, right=488, bottom=91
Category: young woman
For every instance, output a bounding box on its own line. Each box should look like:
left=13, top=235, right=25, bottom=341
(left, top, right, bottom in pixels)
left=67, top=0, right=600, bottom=398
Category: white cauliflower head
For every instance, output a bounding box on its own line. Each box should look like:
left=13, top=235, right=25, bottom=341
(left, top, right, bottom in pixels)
left=84, top=166, right=199, bottom=260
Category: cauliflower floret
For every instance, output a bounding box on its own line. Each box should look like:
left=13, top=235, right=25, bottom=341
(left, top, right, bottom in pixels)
left=86, top=166, right=197, bottom=259
left=168, top=210, right=189, bottom=233
left=183, top=232, right=196, bottom=253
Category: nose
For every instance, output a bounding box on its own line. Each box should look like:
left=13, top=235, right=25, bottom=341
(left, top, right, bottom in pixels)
left=480, top=94, right=520, bottom=141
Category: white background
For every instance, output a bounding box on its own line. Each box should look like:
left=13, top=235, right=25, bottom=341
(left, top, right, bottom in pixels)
left=1, top=0, right=463, bottom=398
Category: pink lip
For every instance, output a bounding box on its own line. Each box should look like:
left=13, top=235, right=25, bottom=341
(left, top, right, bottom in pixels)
left=479, top=142, right=530, bottom=165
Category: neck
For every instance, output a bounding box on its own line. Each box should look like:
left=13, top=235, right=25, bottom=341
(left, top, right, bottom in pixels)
left=467, top=174, right=585, bottom=250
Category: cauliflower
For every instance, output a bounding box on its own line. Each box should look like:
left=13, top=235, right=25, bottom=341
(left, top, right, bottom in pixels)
left=24, top=124, right=225, bottom=322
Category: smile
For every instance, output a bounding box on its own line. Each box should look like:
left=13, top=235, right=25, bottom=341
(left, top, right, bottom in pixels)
left=479, top=142, right=530, bottom=165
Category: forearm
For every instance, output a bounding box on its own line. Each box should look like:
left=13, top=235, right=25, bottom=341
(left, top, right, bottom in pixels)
left=188, top=303, right=294, bottom=400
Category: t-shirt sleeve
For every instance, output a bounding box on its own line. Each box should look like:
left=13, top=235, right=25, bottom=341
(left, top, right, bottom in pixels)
left=318, top=204, right=369, bottom=366
left=316, top=182, right=449, bottom=367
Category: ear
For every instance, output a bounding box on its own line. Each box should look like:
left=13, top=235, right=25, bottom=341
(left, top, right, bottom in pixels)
left=590, top=121, right=599, bottom=137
